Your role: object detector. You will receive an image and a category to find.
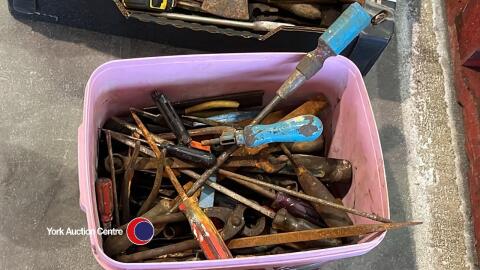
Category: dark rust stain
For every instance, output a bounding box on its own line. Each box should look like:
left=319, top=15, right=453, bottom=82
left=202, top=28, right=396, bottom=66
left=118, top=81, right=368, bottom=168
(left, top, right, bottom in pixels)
left=299, top=116, right=319, bottom=137
left=243, top=127, right=257, bottom=146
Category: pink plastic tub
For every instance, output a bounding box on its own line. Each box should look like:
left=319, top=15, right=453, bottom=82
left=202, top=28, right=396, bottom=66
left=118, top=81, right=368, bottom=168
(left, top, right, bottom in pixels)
left=78, top=53, right=389, bottom=270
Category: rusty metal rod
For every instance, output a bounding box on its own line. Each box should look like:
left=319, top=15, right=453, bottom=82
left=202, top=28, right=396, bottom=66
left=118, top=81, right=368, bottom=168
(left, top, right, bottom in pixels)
left=117, top=239, right=198, bottom=263
left=280, top=143, right=353, bottom=228
left=227, top=221, right=421, bottom=249
left=137, top=148, right=167, bottom=216
left=170, top=145, right=238, bottom=213
left=118, top=221, right=420, bottom=262
left=180, top=169, right=276, bottom=218
left=105, top=131, right=120, bottom=227
left=217, top=169, right=392, bottom=223
left=103, top=182, right=196, bottom=257
left=111, top=118, right=217, bottom=167
left=107, top=130, right=157, bottom=157
left=149, top=212, right=186, bottom=226
left=130, top=111, right=163, bottom=158
left=157, top=126, right=233, bottom=140
left=120, top=136, right=141, bottom=223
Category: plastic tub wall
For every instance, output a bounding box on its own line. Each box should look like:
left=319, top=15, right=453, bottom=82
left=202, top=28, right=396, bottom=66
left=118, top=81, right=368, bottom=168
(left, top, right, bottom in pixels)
left=78, top=53, right=389, bottom=270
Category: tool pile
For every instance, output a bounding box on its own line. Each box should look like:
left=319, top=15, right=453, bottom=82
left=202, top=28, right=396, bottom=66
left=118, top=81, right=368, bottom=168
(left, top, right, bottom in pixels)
left=93, top=3, right=419, bottom=263
left=97, top=90, right=418, bottom=262
left=121, top=0, right=364, bottom=32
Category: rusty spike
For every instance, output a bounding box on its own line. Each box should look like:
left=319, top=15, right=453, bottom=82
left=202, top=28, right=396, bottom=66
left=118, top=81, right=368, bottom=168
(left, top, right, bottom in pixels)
left=227, top=222, right=422, bottom=249
left=217, top=168, right=392, bottom=223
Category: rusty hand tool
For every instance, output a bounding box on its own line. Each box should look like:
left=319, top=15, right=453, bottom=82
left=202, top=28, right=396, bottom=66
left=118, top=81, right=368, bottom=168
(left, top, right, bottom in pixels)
left=280, top=144, right=352, bottom=228
left=260, top=175, right=299, bottom=191
left=201, top=0, right=249, bottom=20
left=181, top=169, right=331, bottom=235
left=238, top=96, right=328, bottom=156
left=235, top=110, right=286, bottom=127
left=165, top=166, right=233, bottom=259
left=227, top=221, right=421, bottom=249
left=184, top=100, right=240, bottom=114
left=156, top=126, right=233, bottom=141
left=117, top=239, right=197, bottom=262
left=162, top=223, right=190, bottom=240
left=271, top=193, right=325, bottom=226
left=124, top=218, right=417, bottom=262
left=150, top=206, right=243, bottom=238
left=217, top=168, right=392, bottom=223
left=243, top=154, right=351, bottom=181
left=137, top=148, right=167, bottom=216
left=107, top=152, right=285, bottom=174
left=272, top=208, right=340, bottom=247
left=222, top=171, right=324, bottom=226
left=120, top=135, right=141, bottom=223
left=182, top=115, right=243, bottom=129
left=280, top=95, right=328, bottom=153
left=170, top=145, right=239, bottom=214
left=105, top=131, right=121, bottom=227
left=181, top=169, right=278, bottom=219
left=104, top=197, right=175, bottom=256
left=130, top=108, right=229, bottom=244
left=249, top=3, right=279, bottom=15
left=283, top=96, right=328, bottom=121
left=95, top=178, right=114, bottom=229
left=223, top=154, right=286, bottom=173
left=119, top=198, right=400, bottom=262
left=279, top=154, right=352, bottom=183
left=208, top=204, right=264, bottom=238
left=111, top=117, right=216, bottom=167
left=153, top=12, right=295, bottom=31
left=274, top=3, right=323, bottom=20
left=104, top=181, right=199, bottom=257
left=250, top=3, right=371, bottom=125
left=152, top=91, right=192, bottom=146
left=202, top=115, right=323, bottom=148
left=149, top=90, right=264, bottom=111
left=105, top=154, right=161, bottom=173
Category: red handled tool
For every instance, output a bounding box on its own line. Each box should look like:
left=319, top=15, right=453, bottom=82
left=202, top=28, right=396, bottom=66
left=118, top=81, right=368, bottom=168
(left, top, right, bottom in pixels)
left=165, top=166, right=233, bottom=260
left=95, top=178, right=114, bottom=229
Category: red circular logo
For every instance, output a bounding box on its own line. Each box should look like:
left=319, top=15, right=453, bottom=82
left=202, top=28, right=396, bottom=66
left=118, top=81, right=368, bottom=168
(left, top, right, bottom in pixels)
left=126, top=217, right=154, bottom=245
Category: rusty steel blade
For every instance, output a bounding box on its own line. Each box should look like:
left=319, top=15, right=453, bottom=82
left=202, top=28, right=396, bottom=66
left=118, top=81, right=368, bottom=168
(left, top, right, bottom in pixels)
left=227, top=222, right=422, bottom=249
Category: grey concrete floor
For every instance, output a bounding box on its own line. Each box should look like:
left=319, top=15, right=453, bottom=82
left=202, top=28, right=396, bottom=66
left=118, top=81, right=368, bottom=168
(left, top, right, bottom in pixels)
left=0, top=0, right=476, bottom=269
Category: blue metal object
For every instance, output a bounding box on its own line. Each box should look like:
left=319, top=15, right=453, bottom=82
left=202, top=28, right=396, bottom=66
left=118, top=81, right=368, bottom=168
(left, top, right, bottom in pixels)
left=199, top=175, right=217, bottom=208
left=320, top=3, right=372, bottom=54
left=218, top=115, right=323, bottom=148
left=191, top=111, right=260, bottom=127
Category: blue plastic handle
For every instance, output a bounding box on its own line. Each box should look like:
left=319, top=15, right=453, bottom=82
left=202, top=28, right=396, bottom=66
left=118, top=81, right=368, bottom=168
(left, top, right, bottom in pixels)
left=320, top=3, right=372, bottom=54
left=240, top=115, right=323, bottom=148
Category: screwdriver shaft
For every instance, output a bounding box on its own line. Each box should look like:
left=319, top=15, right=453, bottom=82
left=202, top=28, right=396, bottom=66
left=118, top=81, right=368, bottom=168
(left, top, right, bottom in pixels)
left=218, top=169, right=392, bottom=223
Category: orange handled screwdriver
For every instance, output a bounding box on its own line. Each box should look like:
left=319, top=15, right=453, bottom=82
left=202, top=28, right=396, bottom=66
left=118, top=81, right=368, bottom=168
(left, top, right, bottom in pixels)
left=165, top=166, right=233, bottom=260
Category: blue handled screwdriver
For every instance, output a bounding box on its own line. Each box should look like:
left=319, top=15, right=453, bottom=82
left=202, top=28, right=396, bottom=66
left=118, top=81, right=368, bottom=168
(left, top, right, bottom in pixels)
left=174, top=3, right=373, bottom=203
left=250, top=2, right=372, bottom=125
left=201, top=115, right=323, bottom=148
